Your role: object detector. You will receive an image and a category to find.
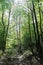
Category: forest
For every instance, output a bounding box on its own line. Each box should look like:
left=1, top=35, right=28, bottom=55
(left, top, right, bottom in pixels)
left=0, top=0, right=43, bottom=65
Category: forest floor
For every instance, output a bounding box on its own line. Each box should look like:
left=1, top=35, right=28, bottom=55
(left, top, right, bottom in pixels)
left=0, top=50, right=42, bottom=65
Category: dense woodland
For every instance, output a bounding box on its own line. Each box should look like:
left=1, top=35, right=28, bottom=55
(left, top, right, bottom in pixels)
left=0, top=0, right=43, bottom=65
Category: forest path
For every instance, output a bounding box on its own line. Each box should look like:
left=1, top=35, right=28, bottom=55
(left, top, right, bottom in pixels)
left=0, top=50, right=42, bottom=65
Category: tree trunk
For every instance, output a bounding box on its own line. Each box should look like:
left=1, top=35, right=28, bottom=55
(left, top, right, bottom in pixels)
left=32, top=0, right=43, bottom=60
left=2, top=9, right=5, bottom=52
left=37, top=0, right=43, bottom=43
left=3, top=8, right=11, bottom=52
left=28, top=13, right=33, bottom=53
left=31, top=11, right=37, bottom=42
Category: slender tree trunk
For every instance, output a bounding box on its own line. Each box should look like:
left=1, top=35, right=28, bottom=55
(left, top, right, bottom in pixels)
left=18, top=16, right=22, bottom=54
left=28, top=14, right=31, bottom=42
left=37, top=0, right=43, bottom=42
left=32, top=0, right=43, bottom=59
left=3, top=8, right=11, bottom=52
left=18, top=16, right=21, bottom=54
left=16, top=17, right=18, bottom=41
left=31, top=11, right=38, bottom=51
left=2, top=9, right=5, bottom=52
left=19, top=16, right=20, bottom=40
left=2, top=10, right=5, bottom=29
left=28, top=13, right=33, bottom=53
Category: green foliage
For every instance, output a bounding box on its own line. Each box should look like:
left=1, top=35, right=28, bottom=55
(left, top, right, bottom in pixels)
left=0, top=0, right=43, bottom=61
left=23, top=32, right=30, bottom=50
left=0, top=0, right=13, bottom=10
left=13, top=6, right=25, bottom=18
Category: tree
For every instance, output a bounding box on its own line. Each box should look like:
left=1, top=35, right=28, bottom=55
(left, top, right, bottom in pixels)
left=0, top=0, right=13, bottom=52
left=32, top=0, right=43, bottom=62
